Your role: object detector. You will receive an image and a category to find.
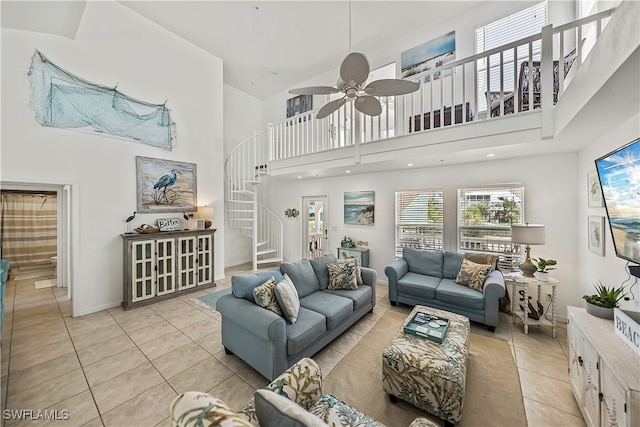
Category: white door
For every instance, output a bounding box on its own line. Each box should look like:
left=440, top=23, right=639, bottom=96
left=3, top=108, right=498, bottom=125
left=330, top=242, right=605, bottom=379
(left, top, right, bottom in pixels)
left=302, top=196, right=328, bottom=259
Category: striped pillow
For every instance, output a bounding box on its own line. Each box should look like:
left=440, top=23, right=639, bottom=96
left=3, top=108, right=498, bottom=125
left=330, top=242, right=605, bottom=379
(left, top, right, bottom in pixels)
left=275, top=274, right=300, bottom=324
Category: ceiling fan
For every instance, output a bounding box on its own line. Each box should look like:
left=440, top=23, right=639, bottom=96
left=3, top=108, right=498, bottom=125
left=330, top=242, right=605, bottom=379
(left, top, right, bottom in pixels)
left=288, top=1, right=419, bottom=120
left=289, top=53, right=420, bottom=119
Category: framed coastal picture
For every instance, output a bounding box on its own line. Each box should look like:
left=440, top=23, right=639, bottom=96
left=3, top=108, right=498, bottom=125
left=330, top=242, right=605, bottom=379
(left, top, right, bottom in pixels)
left=588, top=215, right=605, bottom=256
left=136, top=156, right=197, bottom=213
left=401, top=31, right=456, bottom=82
left=587, top=170, right=604, bottom=207
left=344, top=191, right=375, bottom=225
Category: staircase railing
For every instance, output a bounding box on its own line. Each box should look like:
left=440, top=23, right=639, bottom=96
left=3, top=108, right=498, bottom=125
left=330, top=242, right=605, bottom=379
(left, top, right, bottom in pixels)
left=225, top=130, right=283, bottom=270
left=269, top=8, right=613, bottom=159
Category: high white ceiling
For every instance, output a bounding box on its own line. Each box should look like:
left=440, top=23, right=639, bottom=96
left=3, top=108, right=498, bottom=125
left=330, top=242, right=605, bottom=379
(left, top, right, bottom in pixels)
left=1, top=0, right=488, bottom=99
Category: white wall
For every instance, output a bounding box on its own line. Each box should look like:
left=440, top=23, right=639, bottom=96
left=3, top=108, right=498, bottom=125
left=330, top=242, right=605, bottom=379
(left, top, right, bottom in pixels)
left=264, top=152, right=579, bottom=321
left=1, top=1, right=224, bottom=316
left=577, top=114, right=640, bottom=313
left=223, top=84, right=263, bottom=267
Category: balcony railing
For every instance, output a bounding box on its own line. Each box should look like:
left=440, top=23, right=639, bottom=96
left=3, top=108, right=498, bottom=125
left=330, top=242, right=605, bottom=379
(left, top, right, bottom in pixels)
left=269, top=9, right=613, bottom=162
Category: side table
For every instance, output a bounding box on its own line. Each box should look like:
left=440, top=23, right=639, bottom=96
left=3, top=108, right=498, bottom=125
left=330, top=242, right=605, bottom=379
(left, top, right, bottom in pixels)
left=504, top=274, right=559, bottom=337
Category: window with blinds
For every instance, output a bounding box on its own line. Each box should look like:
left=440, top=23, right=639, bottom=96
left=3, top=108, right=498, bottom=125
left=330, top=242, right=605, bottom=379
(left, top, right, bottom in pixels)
left=395, top=190, right=444, bottom=257
left=475, top=2, right=547, bottom=112
left=457, top=185, right=525, bottom=271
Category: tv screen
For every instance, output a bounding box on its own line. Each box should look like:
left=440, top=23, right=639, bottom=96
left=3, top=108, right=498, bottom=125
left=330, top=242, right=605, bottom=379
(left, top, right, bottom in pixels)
left=595, top=137, right=640, bottom=268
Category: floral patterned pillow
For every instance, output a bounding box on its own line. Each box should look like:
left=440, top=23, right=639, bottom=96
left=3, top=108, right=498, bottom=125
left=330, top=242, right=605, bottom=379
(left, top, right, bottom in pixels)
left=455, top=259, right=492, bottom=292
left=170, top=392, right=253, bottom=427
left=253, top=277, right=283, bottom=317
left=327, top=259, right=358, bottom=290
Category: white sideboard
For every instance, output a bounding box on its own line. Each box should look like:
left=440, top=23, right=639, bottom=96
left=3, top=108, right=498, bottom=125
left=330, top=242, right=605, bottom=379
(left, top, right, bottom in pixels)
left=568, top=306, right=639, bottom=427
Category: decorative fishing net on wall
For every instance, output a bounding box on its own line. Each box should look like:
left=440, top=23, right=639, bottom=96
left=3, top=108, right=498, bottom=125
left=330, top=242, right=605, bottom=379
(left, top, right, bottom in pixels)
left=28, top=50, right=176, bottom=150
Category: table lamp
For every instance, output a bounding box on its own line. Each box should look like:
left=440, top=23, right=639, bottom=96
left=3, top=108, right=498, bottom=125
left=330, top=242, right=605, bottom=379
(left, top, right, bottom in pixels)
left=511, top=223, right=545, bottom=277
left=197, top=206, right=214, bottom=229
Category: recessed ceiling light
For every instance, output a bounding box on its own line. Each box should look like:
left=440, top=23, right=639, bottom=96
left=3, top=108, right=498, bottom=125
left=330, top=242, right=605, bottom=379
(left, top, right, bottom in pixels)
left=260, top=75, right=267, bottom=80
left=297, top=176, right=302, bottom=179
left=345, top=170, right=351, bottom=174
left=271, top=69, right=279, bottom=75
left=486, top=153, right=496, bottom=157
left=407, top=163, right=414, bottom=167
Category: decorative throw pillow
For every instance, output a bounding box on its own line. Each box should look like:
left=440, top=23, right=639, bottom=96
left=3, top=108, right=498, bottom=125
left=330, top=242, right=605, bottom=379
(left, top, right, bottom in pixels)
left=253, top=278, right=283, bottom=317
left=275, top=274, right=300, bottom=324
left=170, top=391, right=253, bottom=427
left=338, top=257, right=364, bottom=286
left=455, top=259, right=492, bottom=292
left=308, top=394, right=383, bottom=427
left=254, top=390, right=328, bottom=427
left=463, top=253, right=499, bottom=271
left=327, top=259, right=358, bottom=290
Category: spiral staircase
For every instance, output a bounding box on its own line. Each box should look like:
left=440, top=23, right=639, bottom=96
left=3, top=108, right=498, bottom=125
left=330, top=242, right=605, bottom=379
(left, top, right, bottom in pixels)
left=224, top=129, right=283, bottom=270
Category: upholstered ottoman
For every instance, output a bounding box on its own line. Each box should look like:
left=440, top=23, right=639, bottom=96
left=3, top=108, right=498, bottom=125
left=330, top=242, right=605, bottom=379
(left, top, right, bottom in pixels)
left=382, top=306, right=470, bottom=427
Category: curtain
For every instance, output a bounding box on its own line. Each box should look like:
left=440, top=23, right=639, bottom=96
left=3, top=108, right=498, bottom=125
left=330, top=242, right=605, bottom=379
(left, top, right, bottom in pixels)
left=0, top=193, right=57, bottom=268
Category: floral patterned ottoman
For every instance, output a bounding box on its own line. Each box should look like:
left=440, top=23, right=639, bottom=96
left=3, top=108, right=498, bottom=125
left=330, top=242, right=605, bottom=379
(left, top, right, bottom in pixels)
left=382, top=306, right=470, bottom=427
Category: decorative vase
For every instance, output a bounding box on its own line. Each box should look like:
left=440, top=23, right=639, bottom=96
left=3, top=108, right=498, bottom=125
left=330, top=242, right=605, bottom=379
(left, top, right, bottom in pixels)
left=534, top=271, right=550, bottom=282
left=585, top=301, right=614, bottom=320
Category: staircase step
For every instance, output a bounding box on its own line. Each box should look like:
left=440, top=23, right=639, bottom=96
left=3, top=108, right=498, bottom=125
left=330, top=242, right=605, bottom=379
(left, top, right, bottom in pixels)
left=225, top=200, right=254, bottom=204
left=230, top=190, right=254, bottom=196
left=257, top=257, right=283, bottom=265
left=257, top=248, right=278, bottom=256
left=257, top=241, right=270, bottom=247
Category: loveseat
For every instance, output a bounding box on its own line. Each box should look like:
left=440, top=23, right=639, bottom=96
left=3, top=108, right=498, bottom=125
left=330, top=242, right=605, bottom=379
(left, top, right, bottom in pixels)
left=385, top=248, right=505, bottom=331
left=170, top=358, right=437, bottom=427
left=216, top=254, right=377, bottom=381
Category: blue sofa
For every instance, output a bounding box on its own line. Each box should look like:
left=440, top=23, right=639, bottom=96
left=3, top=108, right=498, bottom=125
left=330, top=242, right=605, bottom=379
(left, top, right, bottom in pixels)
left=216, top=254, right=377, bottom=380
left=385, top=248, right=505, bottom=331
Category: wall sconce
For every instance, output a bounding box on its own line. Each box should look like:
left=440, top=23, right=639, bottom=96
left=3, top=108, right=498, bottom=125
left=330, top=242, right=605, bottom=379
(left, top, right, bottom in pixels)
left=285, top=208, right=299, bottom=219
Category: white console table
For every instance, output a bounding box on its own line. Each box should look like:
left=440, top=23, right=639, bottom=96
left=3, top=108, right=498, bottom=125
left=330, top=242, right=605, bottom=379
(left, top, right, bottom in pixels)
left=505, top=274, right=559, bottom=337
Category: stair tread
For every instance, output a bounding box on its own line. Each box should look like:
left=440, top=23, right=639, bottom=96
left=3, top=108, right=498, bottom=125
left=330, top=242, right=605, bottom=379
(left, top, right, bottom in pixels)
left=257, top=248, right=278, bottom=255
left=257, top=257, right=283, bottom=265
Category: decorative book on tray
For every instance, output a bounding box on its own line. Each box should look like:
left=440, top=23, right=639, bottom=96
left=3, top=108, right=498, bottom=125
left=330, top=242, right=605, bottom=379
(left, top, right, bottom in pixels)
left=403, top=311, right=450, bottom=343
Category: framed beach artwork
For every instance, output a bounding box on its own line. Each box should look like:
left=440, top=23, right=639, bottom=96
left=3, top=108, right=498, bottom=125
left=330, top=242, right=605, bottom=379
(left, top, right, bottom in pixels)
left=344, top=191, right=375, bottom=225
left=136, top=156, right=197, bottom=213
left=588, top=215, right=605, bottom=256
left=401, top=31, right=456, bottom=82
left=587, top=170, right=604, bottom=207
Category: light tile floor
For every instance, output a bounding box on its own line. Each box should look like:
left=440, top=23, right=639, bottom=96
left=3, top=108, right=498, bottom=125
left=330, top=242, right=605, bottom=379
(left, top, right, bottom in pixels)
left=0, top=264, right=585, bottom=426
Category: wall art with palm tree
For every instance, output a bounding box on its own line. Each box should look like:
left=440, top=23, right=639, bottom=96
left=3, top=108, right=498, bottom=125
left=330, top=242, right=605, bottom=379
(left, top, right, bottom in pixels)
left=136, top=156, right=197, bottom=213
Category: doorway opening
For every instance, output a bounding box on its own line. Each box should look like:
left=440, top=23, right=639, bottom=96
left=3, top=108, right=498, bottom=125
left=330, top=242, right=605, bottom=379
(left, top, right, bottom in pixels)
left=0, top=181, right=74, bottom=304
left=302, top=196, right=329, bottom=259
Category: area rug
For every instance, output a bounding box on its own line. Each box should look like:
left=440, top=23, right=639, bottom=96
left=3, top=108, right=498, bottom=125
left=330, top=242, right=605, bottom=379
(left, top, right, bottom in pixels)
left=192, top=287, right=232, bottom=315
left=324, top=310, right=527, bottom=427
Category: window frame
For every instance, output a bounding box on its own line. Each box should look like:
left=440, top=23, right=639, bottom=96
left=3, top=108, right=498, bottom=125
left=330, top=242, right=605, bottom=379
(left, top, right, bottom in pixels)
left=394, top=189, right=445, bottom=257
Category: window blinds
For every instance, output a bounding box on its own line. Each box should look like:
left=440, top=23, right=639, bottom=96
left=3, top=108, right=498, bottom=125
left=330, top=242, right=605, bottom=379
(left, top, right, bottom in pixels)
left=475, top=2, right=547, bottom=111
left=457, top=185, right=525, bottom=271
left=395, top=190, right=444, bottom=257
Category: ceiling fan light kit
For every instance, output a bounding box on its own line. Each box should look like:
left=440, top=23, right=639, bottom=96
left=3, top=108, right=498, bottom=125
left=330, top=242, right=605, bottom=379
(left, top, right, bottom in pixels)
left=289, top=52, right=419, bottom=119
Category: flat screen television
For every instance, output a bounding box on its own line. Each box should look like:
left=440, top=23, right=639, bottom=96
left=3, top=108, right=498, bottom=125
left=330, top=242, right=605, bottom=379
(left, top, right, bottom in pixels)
left=595, top=137, right=640, bottom=278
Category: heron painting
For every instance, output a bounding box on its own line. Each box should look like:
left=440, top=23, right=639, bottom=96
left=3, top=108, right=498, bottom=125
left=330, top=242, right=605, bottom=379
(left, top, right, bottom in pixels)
left=136, top=156, right=197, bottom=213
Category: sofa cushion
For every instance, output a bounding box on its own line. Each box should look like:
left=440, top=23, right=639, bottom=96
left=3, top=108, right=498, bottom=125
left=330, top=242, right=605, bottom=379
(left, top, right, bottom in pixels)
left=299, top=292, right=353, bottom=329
left=170, top=391, right=253, bottom=427
left=327, top=260, right=358, bottom=290
left=403, top=248, right=443, bottom=278
left=232, top=269, right=284, bottom=302
left=455, top=259, right=492, bottom=292
left=309, top=254, right=337, bottom=290
left=254, top=278, right=284, bottom=317
left=443, top=252, right=464, bottom=280
left=308, top=393, right=383, bottom=427
left=436, top=278, right=485, bottom=311
left=281, top=259, right=320, bottom=298
left=254, top=389, right=328, bottom=427
left=275, top=274, right=300, bottom=324
left=287, top=307, right=326, bottom=356
left=397, top=272, right=441, bottom=300
left=323, top=286, right=372, bottom=311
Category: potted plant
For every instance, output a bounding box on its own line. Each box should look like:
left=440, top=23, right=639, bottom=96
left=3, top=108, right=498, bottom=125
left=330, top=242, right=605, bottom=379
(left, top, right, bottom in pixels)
left=531, top=257, right=557, bottom=281
left=582, top=281, right=628, bottom=319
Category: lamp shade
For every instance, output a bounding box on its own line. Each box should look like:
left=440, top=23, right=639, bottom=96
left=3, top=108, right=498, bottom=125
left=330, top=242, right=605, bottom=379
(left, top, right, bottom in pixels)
left=197, top=206, right=214, bottom=219
left=511, top=223, right=545, bottom=245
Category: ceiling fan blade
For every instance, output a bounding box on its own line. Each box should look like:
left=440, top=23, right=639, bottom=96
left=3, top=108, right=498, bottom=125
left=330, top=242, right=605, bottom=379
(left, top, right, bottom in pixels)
left=354, top=95, right=382, bottom=117
left=316, top=98, right=346, bottom=119
left=364, top=79, right=420, bottom=96
left=289, top=86, right=339, bottom=95
left=340, top=52, right=370, bottom=87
